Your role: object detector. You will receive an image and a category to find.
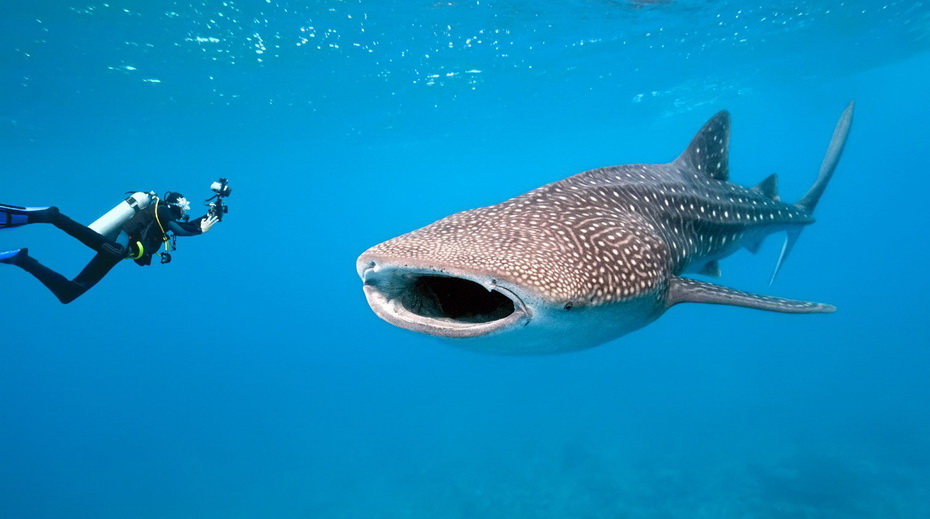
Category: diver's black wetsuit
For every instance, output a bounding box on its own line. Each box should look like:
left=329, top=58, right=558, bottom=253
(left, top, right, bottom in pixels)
left=1, top=204, right=204, bottom=304
left=123, top=203, right=205, bottom=266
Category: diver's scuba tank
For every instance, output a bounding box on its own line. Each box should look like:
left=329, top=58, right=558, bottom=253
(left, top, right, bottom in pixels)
left=88, top=191, right=154, bottom=240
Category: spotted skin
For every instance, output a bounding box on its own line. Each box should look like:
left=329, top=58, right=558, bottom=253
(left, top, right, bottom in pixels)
left=363, top=114, right=811, bottom=305
left=358, top=104, right=853, bottom=353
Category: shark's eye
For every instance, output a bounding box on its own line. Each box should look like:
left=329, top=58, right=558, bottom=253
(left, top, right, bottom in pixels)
left=564, top=302, right=573, bottom=311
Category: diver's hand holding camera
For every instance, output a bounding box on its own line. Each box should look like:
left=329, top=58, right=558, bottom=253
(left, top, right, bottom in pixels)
left=200, top=214, right=219, bottom=233
left=206, top=178, right=232, bottom=222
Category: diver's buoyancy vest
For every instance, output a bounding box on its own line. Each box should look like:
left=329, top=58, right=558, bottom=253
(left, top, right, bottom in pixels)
left=122, top=203, right=176, bottom=261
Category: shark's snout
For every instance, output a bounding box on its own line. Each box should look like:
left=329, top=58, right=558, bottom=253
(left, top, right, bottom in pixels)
left=359, top=258, right=530, bottom=339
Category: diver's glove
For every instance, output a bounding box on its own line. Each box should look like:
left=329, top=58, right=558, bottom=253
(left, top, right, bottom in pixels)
left=200, top=214, right=219, bottom=233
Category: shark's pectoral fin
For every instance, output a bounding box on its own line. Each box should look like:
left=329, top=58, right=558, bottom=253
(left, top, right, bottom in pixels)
left=666, top=276, right=835, bottom=314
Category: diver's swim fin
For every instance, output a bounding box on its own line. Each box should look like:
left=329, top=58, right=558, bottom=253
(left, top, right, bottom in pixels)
left=0, top=204, right=52, bottom=229
left=0, top=248, right=28, bottom=265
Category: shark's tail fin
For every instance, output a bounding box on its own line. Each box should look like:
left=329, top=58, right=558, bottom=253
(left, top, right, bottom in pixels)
left=797, top=101, right=855, bottom=214
left=770, top=101, right=855, bottom=284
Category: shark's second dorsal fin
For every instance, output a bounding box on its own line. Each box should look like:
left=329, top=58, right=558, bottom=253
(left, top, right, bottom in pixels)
left=751, top=173, right=780, bottom=201
left=666, top=276, right=835, bottom=313
left=675, top=110, right=730, bottom=181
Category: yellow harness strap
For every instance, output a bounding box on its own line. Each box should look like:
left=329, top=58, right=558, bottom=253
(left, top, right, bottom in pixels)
left=128, top=241, right=144, bottom=260
left=153, top=198, right=171, bottom=253
left=122, top=197, right=169, bottom=261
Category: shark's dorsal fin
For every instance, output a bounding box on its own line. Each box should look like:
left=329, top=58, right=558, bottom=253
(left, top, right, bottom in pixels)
left=739, top=175, right=779, bottom=257
left=675, top=111, right=730, bottom=181
left=666, top=276, right=835, bottom=313
left=751, top=173, right=780, bottom=201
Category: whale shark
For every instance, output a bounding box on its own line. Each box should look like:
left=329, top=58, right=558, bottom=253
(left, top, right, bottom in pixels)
left=357, top=103, right=853, bottom=354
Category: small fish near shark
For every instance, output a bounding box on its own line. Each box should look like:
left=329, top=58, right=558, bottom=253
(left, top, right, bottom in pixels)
left=358, top=102, right=854, bottom=354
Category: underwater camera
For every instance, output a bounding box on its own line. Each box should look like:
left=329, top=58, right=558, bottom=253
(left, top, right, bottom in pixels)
left=206, top=178, right=231, bottom=221
left=210, top=178, right=232, bottom=198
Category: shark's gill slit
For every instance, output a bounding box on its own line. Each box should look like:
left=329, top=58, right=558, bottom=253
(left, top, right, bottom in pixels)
left=399, top=275, right=516, bottom=323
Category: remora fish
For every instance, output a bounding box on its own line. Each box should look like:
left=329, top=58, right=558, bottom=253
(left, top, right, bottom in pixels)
left=358, top=103, right=853, bottom=354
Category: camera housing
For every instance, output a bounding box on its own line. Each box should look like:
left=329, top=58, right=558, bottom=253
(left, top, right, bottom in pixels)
left=206, top=178, right=231, bottom=221
left=211, top=178, right=232, bottom=198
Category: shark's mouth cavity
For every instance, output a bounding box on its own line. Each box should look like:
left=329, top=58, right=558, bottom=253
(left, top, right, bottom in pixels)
left=403, top=275, right=516, bottom=322
left=360, top=264, right=529, bottom=338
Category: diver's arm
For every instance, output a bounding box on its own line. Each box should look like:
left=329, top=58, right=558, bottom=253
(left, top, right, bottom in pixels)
left=167, top=214, right=218, bottom=236
left=167, top=218, right=203, bottom=236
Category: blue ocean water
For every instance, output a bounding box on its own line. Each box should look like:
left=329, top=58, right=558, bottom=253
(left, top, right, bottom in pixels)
left=2, top=1, right=929, bottom=517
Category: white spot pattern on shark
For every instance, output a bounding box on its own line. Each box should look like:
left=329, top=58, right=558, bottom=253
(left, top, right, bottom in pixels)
left=358, top=102, right=854, bottom=354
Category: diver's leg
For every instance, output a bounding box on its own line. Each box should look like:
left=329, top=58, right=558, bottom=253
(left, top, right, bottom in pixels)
left=11, top=249, right=123, bottom=304
left=28, top=207, right=125, bottom=257
left=71, top=252, right=123, bottom=294
left=67, top=232, right=128, bottom=297
left=10, top=252, right=86, bottom=304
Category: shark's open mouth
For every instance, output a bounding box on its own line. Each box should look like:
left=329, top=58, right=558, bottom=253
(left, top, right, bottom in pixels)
left=396, top=275, right=516, bottom=322
left=359, top=263, right=529, bottom=338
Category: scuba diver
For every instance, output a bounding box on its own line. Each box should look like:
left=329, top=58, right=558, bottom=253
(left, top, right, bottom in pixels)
left=0, top=181, right=229, bottom=304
